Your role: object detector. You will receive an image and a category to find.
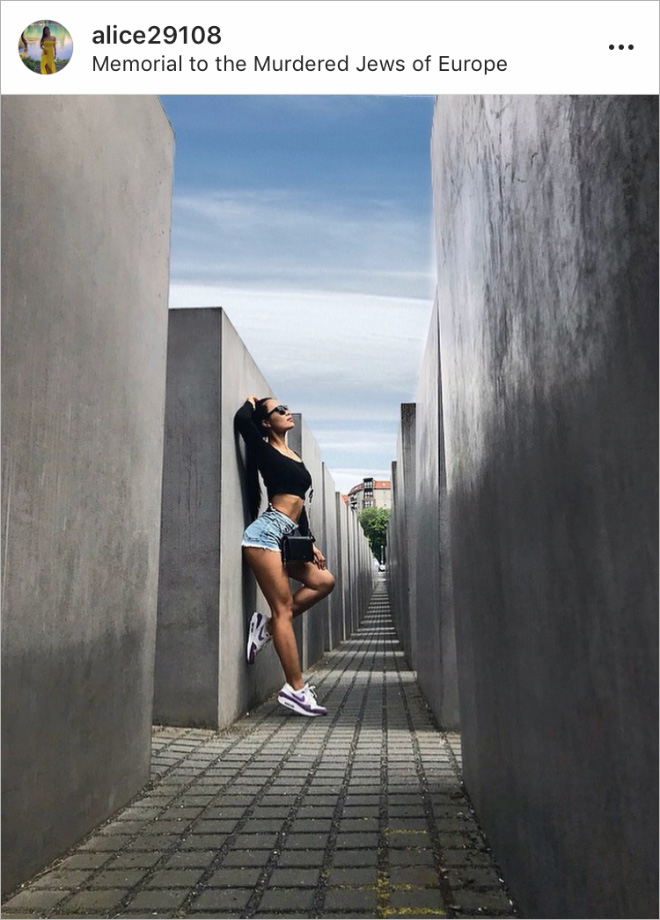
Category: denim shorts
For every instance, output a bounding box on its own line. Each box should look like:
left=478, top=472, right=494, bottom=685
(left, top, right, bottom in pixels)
left=242, top=507, right=298, bottom=553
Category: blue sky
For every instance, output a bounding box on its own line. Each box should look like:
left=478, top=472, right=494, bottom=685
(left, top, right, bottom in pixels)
left=161, top=95, right=436, bottom=493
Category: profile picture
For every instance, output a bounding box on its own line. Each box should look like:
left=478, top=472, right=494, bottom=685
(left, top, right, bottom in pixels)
left=19, top=20, right=73, bottom=74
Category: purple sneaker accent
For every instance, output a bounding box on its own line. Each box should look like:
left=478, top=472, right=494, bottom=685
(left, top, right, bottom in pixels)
left=277, top=683, right=327, bottom=717
left=247, top=611, right=272, bottom=664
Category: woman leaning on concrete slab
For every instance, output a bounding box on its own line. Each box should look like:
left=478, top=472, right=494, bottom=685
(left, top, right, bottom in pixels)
left=235, top=396, right=335, bottom=717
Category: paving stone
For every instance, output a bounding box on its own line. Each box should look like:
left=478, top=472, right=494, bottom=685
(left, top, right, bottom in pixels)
left=127, top=833, right=180, bottom=850
left=267, top=867, right=320, bottom=887
left=191, top=888, right=253, bottom=910
left=1, top=912, right=44, bottom=919
left=126, top=888, right=189, bottom=910
left=451, top=888, right=515, bottom=911
left=160, top=807, right=207, bottom=821
left=180, top=834, right=229, bottom=849
left=118, top=807, right=162, bottom=821
left=258, top=888, right=315, bottom=911
left=52, top=913, right=110, bottom=918
left=78, top=835, right=130, bottom=852
left=390, top=864, right=442, bottom=886
left=183, top=913, right=243, bottom=919
left=203, top=807, right=245, bottom=819
left=238, top=819, right=283, bottom=833
left=106, top=851, right=164, bottom=869
left=387, top=794, right=424, bottom=805
left=388, top=806, right=427, bottom=819
left=343, top=795, right=380, bottom=806
left=232, top=832, right=279, bottom=849
left=389, top=848, right=436, bottom=866
left=144, top=867, right=206, bottom=887
left=320, top=914, right=377, bottom=919
left=436, top=832, right=476, bottom=849
left=178, top=796, right=216, bottom=806
left=445, top=865, right=506, bottom=890
left=331, top=848, right=379, bottom=867
left=97, top=821, right=146, bottom=836
left=385, top=912, right=446, bottom=919
left=221, top=849, right=272, bottom=867
left=334, top=832, right=379, bottom=849
left=289, top=817, right=333, bottom=833
left=30, top=869, right=92, bottom=889
left=250, top=806, right=291, bottom=819
left=282, top=832, right=329, bottom=849
left=388, top=830, right=430, bottom=848
left=57, top=853, right=111, bottom=871
left=205, top=866, right=262, bottom=887
left=325, top=866, right=379, bottom=886
left=149, top=819, right=192, bottom=833
left=442, top=849, right=496, bottom=868
left=436, top=817, right=480, bottom=833
left=276, top=849, right=326, bottom=867
left=65, top=888, right=128, bottom=911
left=324, top=888, right=379, bottom=911
left=161, top=849, right=218, bottom=869
left=389, top=817, right=429, bottom=831
left=390, top=886, right=445, bottom=909
left=299, top=797, right=338, bottom=809
left=2, top=890, right=68, bottom=911
left=194, top=819, right=239, bottom=833
left=86, top=868, right=148, bottom=888
left=337, top=817, right=379, bottom=832
left=296, top=805, right=336, bottom=818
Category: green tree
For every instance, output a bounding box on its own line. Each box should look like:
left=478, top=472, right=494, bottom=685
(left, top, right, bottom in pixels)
left=358, top=507, right=391, bottom=562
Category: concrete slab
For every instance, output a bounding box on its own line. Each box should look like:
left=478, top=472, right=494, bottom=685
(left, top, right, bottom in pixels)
left=1, top=96, right=174, bottom=895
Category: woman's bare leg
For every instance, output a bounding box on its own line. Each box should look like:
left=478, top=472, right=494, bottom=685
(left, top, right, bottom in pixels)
left=243, top=547, right=304, bottom=689
left=286, top=563, right=335, bottom=617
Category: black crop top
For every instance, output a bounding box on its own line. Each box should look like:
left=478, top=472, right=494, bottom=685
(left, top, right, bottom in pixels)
left=235, top=401, right=313, bottom=502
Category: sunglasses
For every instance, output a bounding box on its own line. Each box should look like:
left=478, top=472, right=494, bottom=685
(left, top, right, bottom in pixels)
left=266, top=404, right=289, bottom=417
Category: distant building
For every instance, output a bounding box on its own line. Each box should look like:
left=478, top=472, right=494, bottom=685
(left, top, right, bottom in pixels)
left=348, top=477, right=392, bottom=512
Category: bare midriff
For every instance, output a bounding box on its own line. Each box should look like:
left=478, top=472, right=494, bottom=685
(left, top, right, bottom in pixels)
left=270, top=493, right=304, bottom=523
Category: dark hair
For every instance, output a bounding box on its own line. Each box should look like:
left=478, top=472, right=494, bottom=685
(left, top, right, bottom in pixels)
left=41, top=26, right=50, bottom=39
left=246, top=398, right=273, bottom=520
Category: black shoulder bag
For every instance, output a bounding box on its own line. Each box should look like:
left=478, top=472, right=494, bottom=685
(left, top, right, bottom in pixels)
left=281, top=490, right=315, bottom=564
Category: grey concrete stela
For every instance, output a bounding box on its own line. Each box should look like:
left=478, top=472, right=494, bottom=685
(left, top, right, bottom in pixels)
left=389, top=95, right=658, bottom=920
left=1, top=580, right=515, bottom=920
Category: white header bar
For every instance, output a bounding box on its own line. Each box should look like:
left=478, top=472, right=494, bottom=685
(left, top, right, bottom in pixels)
left=2, top=0, right=658, bottom=94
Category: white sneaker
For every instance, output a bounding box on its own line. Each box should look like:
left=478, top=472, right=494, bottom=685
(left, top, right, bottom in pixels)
left=246, top=611, right=272, bottom=664
left=278, top=682, right=327, bottom=717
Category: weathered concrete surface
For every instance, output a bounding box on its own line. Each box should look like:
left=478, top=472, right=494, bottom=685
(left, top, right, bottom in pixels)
left=1, top=96, right=173, bottom=894
left=412, top=297, right=459, bottom=730
left=431, top=95, right=658, bottom=918
left=156, top=309, right=374, bottom=729
left=388, top=405, right=417, bottom=666
left=335, top=493, right=350, bottom=640
left=348, top=499, right=375, bottom=634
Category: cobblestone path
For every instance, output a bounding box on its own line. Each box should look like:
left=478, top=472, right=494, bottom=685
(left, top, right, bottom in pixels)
left=3, top=580, right=516, bottom=919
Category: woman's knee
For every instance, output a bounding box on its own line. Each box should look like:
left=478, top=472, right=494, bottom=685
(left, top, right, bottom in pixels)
left=320, top=570, right=335, bottom=596
left=271, top=601, right=294, bottom=623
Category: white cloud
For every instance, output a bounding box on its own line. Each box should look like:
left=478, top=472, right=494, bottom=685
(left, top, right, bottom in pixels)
left=169, top=285, right=432, bottom=410
left=171, top=189, right=435, bottom=300
left=169, top=182, right=435, bottom=484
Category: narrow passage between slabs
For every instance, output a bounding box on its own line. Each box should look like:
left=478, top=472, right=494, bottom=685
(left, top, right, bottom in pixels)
left=2, top=579, right=516, bottom=920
